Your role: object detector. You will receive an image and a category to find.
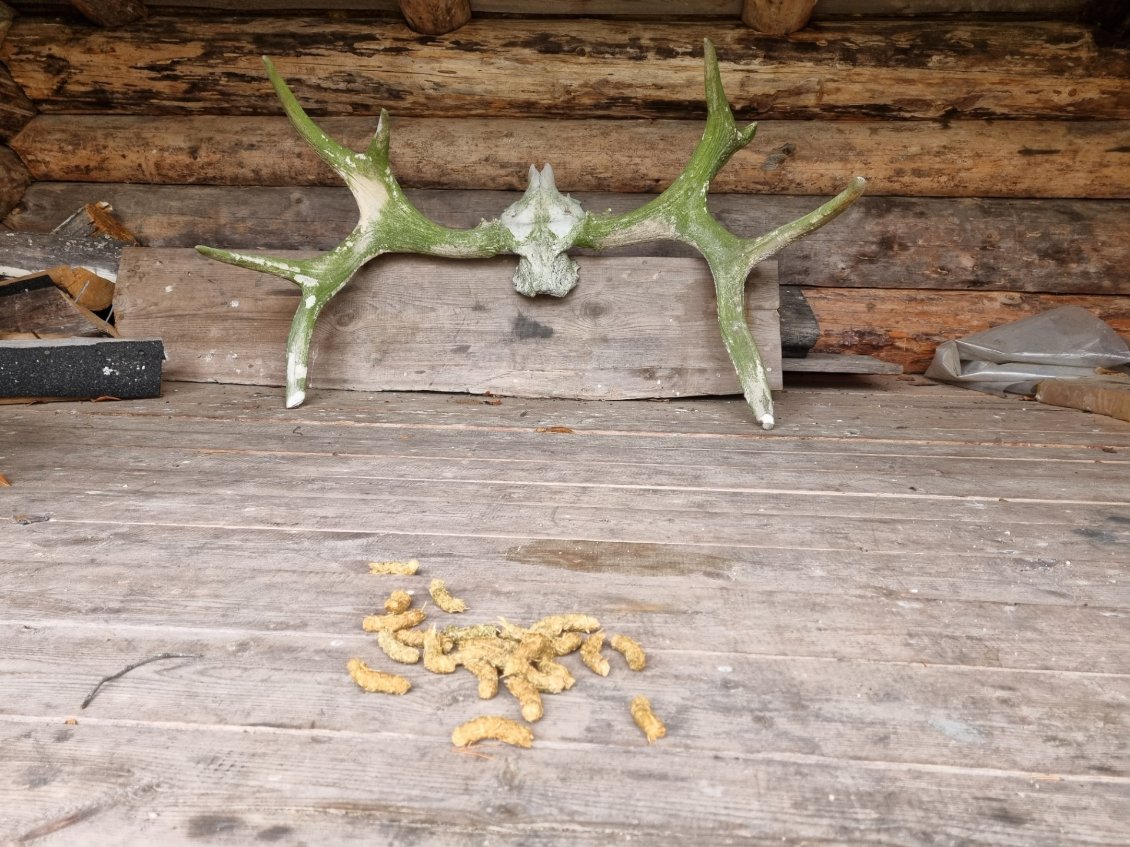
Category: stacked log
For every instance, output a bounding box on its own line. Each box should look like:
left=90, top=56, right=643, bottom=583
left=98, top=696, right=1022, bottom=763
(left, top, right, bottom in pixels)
left=1, top=5, right=1127, bottom=373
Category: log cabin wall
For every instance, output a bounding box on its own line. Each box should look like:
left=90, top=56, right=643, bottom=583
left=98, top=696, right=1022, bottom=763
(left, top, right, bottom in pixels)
left=1, top=0, right=1128, bottom=373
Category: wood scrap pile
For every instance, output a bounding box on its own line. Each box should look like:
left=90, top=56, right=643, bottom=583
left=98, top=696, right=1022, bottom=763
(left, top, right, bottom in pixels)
left=0, top=201, right=162, bottom=401
left=349, top=559, right=667, bottom=749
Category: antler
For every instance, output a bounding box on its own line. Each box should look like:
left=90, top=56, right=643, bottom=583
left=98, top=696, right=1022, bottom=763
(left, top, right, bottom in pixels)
left=197, top=58, right=513, bottom=407
left=576, top=40, right=866, bottom=429
left=197, top=41, right=865, bottom=429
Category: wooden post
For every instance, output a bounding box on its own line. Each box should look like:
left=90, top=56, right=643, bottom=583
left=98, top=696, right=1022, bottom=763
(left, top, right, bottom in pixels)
left=69, top=0, right=147, bottom=27
left=742, top=0, right=818, bottom=35
left=397, top=0, right=471, bottom=35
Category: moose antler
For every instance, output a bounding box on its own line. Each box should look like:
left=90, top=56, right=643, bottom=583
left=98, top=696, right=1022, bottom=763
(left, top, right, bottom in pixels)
left=197, top=39, right=865, bottom=427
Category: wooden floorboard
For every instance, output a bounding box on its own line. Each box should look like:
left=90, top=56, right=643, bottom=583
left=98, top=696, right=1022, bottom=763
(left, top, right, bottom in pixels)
left=1, top=378, right=1128, bottom=845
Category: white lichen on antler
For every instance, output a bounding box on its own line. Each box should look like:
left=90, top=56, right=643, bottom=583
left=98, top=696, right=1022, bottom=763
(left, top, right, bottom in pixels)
left=197, top=40, right=864, bottom=427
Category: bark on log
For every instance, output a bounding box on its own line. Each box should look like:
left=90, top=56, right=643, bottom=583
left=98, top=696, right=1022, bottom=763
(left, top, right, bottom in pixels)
left=69, top=0, right=148, bottom=26
left=12, top=115, right=1130, bottom=199
left=3, top=17, right=1127, bottom=120
left=397, top=0, right=470, bottom=34
left=806, top=287, right=1130, bottom=372
left=0, top=63, right=36, bottom=142
left=742, top=0, right=817, bottom=36
left=9, top=184, right=1130, bottom=297
left=0, top=146, right=30, bottom=222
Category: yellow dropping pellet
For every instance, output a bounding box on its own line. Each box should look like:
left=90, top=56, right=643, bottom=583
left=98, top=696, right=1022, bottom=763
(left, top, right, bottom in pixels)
left=346, top=658, right=411, bottom=695
left=610, top=634, right=647, bottom=671
left=376, top=629, right=420, bottom=664
left=394, top=628, right=426, bottom=648
left=429, top=579, right=468, bottom=614
left=423, top=626, right=457, bottom=674
left=384, top=590, right=413, bottom=614
left=531, top=614, right=601, bottom=637
left=551, top=632, right=584, bottom=656
left=368, top=559, right=420, bottom=575
left=505, top=674, right=544, bottom=722
left=461, top=658, right=500, bottom=699
left=580, top=632, right=611, bottom=677
left=451, top=715, right=533, bottom=748
left=630, top=695, right=666, bottom=743
left=362, top=608, right=426, bottom=633
left=527, top=659, right=575, bottom=694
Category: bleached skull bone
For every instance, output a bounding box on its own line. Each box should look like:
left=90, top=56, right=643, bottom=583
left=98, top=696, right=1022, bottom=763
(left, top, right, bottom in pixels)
left=500, top=164, right=586, bottom=298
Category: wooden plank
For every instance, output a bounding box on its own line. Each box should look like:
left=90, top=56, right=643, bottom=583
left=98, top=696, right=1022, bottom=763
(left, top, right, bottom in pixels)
left=69, top=0, right=147, bottom=25
left=4, top=721, right=1126, bottom=847
left=0, top=271, right=115, bottom=336
left=114, top=248, right=784, bottom=396
left=0, top=229, right=126, bottom=280
left=806, top=287, right=1130, bottom=373
left=743, top=0, right=818, bottom=35
left=13, top=116, right=1130, bottom=200
left=5, top=624, right=1126, bottom=775
left=0, top=145, right=29, bottom=220
left=1036, top=378, right=1130, bottom=423
left=11, top=186, right=1130, bottom=297
left=3, top=18, right=1127, bottom=121
left=397, top=0, right=470, bottom=34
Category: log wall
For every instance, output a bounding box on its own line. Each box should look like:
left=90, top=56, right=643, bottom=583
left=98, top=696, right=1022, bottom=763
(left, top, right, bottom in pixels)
left=1, top=0, right=1127, bottom=374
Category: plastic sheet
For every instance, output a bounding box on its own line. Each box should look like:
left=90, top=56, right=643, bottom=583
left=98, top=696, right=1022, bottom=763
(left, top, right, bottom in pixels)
left=925, top=306, right=1130, bottom=396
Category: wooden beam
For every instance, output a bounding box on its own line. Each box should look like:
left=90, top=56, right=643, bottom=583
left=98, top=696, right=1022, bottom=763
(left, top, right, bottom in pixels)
left=3, top=18, right=1126, bottom=121
left=397, top=0, right=470, bottom=34
left=0, top=229, right=127, bottom=280
left=12, top=114, right=1130, bottom=199
left=806, top=287, right=1130, bottom=372
left=0, top=145, right=29, bottom=221
left=115, top=248, right=784, bottom=396
left=68, top=0, right=147, bottom=26
left=742, top=0, right=817, bottom=36
left=10, top=185, right=1130, bottom=298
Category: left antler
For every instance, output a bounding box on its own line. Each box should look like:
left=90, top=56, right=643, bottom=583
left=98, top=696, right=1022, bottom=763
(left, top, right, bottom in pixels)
left=197, top=58, right=513, bottom=407
left=575, top=40, right=866, bottom=428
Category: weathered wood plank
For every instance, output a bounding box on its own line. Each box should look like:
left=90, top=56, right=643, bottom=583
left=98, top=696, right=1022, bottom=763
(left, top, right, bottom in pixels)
left=11, top=185, right=1130, bottom=297
left=0, top=272, right=115, bottom=336
left=806, top=287, right=1130, bottom=372
left=4, top=720, right=1126, bottom=847
left=0, top=229, right=126, bottom=280
left=114, top=249, right=785, bottom=396
left=13, top=115, right=1130, bottom=200
left=3, top=18, right=1127, bottom=121
left=397, top=0, right=469, bottom=34
left=743, top=0, right=817, bottom=35
left=0, top=146, right=29, bottom=221
left=6, top=624, right=1126, bottom=775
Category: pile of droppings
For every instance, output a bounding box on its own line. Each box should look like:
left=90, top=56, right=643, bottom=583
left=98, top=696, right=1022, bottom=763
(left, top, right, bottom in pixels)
left=347, top=559, right=667, bottom=748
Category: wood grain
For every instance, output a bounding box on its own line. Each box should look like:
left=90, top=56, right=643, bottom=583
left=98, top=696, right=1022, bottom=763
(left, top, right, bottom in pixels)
left=69, top=0, right=148, bottom=25
left=114, top=248, right=784, bottom=395
left=11, top=185, right=1130, bottom=297
left=397, top=0, right=470, bottom=33
left=3, top=18, right=1127, bottom=120
left=807, top=287, right=1130, bottom=372
left=13, top=115, right=1130, bottom=199
left=0, top=62, right=35, bottom=142
left=0, top=146, right=29, bottom=221
left=742, top=0, right=817, bottom=35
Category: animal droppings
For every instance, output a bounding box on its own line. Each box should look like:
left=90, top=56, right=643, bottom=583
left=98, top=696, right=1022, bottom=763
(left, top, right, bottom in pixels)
left=423, top=626, right=458, bottom=674
left=347, top=658, right=411, bottom=695
left=451, top=715, right=534, bottom=749
left=505, top=674, right=544, bottom=722
left=580, top=632, right=611, bottom=677
left=377, top=630, right=421, bottom=664
left=610, top=634, right=647, bottom=671
left=362, top=608, right=427, bottom=633
left=384, top=590, right=413, bottom=614
left=630, top=695, right=666, bottom=743
left=531, top=614, right=601, bottom=637
left=368, top=559, right=420, bottom=575
left=429, top=579, right=468, bottom=613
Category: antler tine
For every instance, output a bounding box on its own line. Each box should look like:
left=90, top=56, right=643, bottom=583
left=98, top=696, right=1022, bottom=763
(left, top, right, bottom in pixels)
left=577, top=38, right=865, bottom=429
